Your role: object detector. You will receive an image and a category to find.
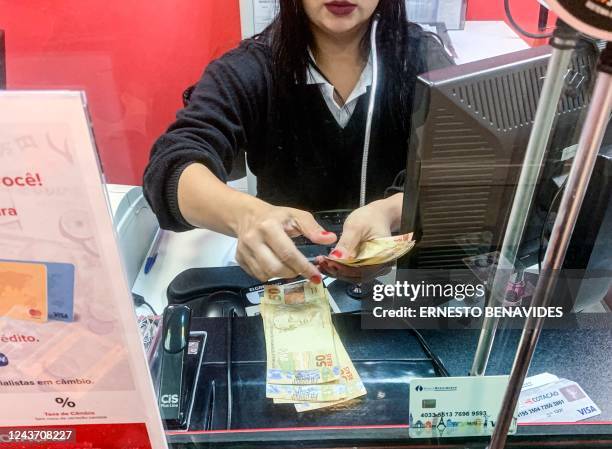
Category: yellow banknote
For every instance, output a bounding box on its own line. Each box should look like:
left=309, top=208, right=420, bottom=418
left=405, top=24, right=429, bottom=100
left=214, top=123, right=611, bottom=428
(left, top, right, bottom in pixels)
left=262, top=281, right=340, bottom=385
left=266, top=382, right=347, bottom=402
left=294, top=329, right=367, bottom=412
left=325, top=234, right=415, bottom=267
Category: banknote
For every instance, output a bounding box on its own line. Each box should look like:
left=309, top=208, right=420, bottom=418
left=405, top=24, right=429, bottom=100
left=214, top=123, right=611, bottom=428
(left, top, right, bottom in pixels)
left=247, top=288, right=340, bottom=317
left=272, top=398, right=300, bottom=404
left=262, top=281, right=340, bottom=385
left=294, top=329, right=367, bottom=412
left=266, top=382, right=348, bottom=402
left=263, top=281, right=326, bottom=306
left=325, top=234, right=415, bottom=267
left=271, top=328, right=367, bottom=409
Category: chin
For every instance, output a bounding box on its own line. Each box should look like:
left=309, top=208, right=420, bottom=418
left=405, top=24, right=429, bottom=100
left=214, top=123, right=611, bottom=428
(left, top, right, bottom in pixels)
left=319, top=17, right=363, bottom=35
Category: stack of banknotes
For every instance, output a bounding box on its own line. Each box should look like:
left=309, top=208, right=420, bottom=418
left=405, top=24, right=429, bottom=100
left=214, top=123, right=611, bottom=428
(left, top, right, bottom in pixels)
left=261, top=281, right=367, bottom=412
left=324, top=234, right=415, bottom=267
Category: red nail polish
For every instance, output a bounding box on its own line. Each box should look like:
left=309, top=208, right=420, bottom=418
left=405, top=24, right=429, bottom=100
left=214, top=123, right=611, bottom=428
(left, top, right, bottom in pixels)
left=321, top=231, right=333, bottom=236
left=310, top=275, right=322, bottom=284
left=330, top=249, right=343, bottom=259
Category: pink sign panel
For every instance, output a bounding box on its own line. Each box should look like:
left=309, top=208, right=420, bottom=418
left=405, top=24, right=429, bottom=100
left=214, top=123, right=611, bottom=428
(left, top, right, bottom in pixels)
left=0, top=91, right=167, bottom=449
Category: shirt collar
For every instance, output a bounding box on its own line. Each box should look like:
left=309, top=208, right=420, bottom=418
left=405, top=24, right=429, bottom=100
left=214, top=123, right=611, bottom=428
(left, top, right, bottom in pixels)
left=306, top=49, right=373, bottom=104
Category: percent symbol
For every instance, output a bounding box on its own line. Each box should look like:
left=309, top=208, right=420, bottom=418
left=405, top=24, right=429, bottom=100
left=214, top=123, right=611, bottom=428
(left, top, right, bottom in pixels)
left=55, top=397, right=76, bottom=408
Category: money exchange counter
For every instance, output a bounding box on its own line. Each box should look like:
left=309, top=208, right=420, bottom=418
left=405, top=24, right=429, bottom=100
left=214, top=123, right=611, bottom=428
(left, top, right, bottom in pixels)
left=148, top=266, right=612, bottom=448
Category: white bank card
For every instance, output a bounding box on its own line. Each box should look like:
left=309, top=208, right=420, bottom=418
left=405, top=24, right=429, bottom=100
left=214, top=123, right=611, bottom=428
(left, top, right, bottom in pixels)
left=409, top=375, right=517, bottom=438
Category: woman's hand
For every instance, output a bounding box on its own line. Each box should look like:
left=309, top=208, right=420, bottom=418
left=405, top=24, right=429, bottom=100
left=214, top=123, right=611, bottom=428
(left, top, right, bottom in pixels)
left=332, top=194, right=403, bottom=260
left=315, top=194, right=404, bottom=282
left=234, top=203, right=337, bottom=282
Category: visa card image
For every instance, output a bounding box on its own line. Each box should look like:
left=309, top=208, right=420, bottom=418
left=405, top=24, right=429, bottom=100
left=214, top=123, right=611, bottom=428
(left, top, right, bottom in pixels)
left=46, top=262, right=75, bottom=322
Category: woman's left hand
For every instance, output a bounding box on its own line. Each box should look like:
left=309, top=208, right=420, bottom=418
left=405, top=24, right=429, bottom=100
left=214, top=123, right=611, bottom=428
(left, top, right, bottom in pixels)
left=315, top=194, right=404, bottom=282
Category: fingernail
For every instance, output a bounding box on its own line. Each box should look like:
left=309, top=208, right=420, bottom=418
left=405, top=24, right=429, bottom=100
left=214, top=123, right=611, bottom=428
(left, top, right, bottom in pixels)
left=321, top=231, right=333, bottom=236
left=310, top=275, right=322, bottom=284
left=330, top=249, right=343, bottom=259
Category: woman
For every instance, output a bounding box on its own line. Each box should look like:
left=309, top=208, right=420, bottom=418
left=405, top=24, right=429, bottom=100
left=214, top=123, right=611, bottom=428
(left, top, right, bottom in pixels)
left=144, top=0, right=452, bottom=283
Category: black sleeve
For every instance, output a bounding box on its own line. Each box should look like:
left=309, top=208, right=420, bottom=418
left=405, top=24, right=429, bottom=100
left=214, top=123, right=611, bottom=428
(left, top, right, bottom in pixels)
left=143, top=43, right=270, bottom=231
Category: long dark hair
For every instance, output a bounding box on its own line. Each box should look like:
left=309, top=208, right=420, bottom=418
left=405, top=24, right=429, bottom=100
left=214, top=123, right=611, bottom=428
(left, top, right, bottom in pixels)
left=264, top=0, right=415, bottom=133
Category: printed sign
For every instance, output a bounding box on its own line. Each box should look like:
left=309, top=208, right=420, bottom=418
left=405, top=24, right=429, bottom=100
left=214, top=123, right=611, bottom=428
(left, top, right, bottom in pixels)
left=0, top=92, right=167, bottom=449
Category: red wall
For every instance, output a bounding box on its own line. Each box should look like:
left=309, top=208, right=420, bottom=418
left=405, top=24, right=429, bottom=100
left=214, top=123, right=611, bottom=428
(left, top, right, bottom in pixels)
left=1, top=0, right=548, bottom=185
left=0, top=0, right=242, bottom=185
left=467, top=0, right=508, bottom=20
left=467, top=0, right=556, bottom=44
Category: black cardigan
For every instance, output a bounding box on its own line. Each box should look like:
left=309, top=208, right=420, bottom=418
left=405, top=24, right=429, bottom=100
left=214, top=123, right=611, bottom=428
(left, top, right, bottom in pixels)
left=144, top=25, right=453, bottom=232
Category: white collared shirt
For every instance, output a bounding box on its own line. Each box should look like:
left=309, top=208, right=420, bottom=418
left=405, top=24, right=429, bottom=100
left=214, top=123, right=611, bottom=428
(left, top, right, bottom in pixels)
left=306, top=50, right=373, bottom=128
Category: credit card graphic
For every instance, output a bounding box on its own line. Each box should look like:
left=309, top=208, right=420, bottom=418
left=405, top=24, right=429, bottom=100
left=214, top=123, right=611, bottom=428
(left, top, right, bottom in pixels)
left=0, top=260, right=48, bottom=322
left=46, top=262, right=75, bottom=322
left=1, top=259, right=75, bottom=322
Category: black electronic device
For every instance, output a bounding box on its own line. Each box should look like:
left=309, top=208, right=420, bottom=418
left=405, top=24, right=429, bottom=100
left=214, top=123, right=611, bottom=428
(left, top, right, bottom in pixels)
left=400, top=41, right=601, bottom=270
left=292, top=209, right=351, bottom=258
left=551, top=152, right=612, bottom=311
left=201, top=291, right=246, bottom=318
left=158, top=304, right=191, bottom=429
left=167, top=266, right=258, bottom=305
left=0, top=30, right=6, bottom=89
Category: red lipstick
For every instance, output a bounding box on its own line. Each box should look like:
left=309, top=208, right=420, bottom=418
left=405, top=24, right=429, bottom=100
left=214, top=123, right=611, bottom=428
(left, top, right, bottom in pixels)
left=324, top=1, right=357, bottom=16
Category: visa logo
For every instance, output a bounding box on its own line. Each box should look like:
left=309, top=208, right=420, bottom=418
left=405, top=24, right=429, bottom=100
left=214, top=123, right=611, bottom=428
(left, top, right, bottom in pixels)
left=577, top=406, right=597, bottom=416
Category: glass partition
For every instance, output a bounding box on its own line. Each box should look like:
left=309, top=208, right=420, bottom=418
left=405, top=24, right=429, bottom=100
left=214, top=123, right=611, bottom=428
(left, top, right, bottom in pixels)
left=1, top=1, right=610, bottom=449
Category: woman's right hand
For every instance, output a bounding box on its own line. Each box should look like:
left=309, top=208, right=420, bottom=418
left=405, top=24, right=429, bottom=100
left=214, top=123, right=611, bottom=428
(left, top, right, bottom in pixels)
left=234, top=202, right=337, bottom=283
